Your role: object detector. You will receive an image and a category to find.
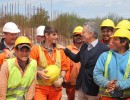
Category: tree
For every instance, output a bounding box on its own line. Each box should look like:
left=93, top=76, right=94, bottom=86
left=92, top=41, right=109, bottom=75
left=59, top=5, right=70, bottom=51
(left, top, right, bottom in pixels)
left=52, top=13, right=86, bottom=38
left=29, top=7, right=49, bottom=27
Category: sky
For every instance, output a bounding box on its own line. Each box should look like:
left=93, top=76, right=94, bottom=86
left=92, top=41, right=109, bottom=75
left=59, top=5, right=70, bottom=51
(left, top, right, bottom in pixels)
left=0, top=0, right=130, bottom=19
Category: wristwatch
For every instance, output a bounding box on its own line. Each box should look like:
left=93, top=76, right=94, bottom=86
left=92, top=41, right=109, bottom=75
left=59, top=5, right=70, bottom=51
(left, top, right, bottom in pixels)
left=60, top=76, right=64, bottom=80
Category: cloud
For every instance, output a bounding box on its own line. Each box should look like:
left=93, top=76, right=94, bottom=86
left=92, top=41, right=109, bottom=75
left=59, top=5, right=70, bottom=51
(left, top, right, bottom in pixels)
left=0, top=0, right=130, bottom=18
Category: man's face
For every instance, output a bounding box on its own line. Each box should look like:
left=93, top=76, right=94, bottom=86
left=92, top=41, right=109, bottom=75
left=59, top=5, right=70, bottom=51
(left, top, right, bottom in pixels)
left=36, top=36, right=45, bottom=43
left=111, top=37, right=124, bottom=52
left=16, top=47, right=30, bottom=62
left=73, top=34, right=83, bottom=44
left=4, top=33, right=18, bottom=46
left=101, top=28, right=113, bottom=41
left=82, top=27, right=92, bottom=43
left=47, top=32, right=58, bottom=44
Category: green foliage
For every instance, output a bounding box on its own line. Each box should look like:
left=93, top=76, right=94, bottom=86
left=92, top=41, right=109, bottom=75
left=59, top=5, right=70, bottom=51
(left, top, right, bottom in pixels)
left=29, top=7, right=49, bottom=27
left=52, top=13, right=86, bottom=39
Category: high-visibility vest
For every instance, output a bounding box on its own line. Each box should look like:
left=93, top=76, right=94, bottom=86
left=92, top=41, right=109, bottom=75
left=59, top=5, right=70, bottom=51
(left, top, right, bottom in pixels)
left=99, top=50, right=130, bottom=98
left=37, top=45, right=61, bottom=86
left=6, top=58, right=37, bottom=100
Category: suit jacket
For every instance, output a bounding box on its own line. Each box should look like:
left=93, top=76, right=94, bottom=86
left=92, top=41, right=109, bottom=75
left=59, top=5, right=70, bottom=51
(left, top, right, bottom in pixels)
left=64, top=41, right=109, bottom=96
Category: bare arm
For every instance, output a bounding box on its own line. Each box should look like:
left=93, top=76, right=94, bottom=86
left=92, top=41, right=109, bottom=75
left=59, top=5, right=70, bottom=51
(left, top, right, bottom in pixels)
left=0, top=62, right=9, bottom=100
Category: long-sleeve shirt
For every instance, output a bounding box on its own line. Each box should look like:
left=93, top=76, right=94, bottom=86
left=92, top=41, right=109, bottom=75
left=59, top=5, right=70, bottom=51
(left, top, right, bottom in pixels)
left=30, top=45, right=69, bottom=71
left=94, top=49, right=130, bottom=90
left=0, top=58, right=36, bottom=100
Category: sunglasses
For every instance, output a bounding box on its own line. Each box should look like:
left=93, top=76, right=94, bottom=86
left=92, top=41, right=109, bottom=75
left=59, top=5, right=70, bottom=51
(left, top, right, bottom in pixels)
left=73, top=34, right=82, bottom=37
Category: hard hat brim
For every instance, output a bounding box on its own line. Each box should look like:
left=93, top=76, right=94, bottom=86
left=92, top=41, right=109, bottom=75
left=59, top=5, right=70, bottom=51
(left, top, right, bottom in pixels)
left=3, top=29, right=20, bottom=33
left=17, top=44, right=31, bottom=50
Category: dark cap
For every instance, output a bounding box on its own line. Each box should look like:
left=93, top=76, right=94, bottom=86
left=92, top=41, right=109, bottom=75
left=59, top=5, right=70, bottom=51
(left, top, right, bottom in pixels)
left=17, top=44, right=31, bottom=50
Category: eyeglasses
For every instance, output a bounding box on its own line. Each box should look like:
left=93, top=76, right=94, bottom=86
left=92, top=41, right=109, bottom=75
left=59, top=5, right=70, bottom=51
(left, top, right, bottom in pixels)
left=73, top=34, right=82, bottom=37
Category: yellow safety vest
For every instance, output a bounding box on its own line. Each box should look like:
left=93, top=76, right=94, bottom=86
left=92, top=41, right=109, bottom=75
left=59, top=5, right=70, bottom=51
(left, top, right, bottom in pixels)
left=99, top=50, right=130, bottom=98
left=37, top=45, right=61, bottom=86
left=6, top=58, right=37, bottom=100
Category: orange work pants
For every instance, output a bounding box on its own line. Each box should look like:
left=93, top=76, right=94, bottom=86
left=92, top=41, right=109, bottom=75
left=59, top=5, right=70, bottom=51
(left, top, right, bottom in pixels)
left=101, top=96, right=130, bottom=100
left=34, top=85, right=62, bottom=100
left=66, top=85, right=75, bottom=100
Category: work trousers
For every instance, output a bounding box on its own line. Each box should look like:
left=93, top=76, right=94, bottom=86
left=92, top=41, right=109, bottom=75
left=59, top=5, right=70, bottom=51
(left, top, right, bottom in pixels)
left=101, top=96, right=130, bottom=100
left=34, top=85, right=62, bottom=100
left=75, top=88, right=97, bottom=100
left=66, top=84, right=75, bottom=100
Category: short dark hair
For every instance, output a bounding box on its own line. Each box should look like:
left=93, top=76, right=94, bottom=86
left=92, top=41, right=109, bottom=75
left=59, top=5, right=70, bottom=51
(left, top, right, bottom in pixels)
left=44, top=26, right=58, bottom=35
left=119, top=37, right=130, bottom=50
left=101, top=26, right=114, bottom=32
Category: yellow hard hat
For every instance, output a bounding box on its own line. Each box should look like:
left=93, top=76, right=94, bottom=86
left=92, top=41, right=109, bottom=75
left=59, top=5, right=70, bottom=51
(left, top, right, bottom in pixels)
left=100, top=19, right=115, bottom=28
left=73, top=26, right=83, bottom=34
left=110, top=28, right=130, bottom=40
left=44, top=65, right=60, bottom=86
left=15, top=36, right=31, bottom=48
left=116, top=20, right=130, bottom=30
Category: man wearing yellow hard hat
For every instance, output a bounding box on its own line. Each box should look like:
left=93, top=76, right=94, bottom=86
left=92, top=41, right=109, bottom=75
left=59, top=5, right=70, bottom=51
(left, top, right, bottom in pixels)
left=0, top=36, right=37, bottom=100
left=94, top=29, right=130, bottom=100
left=30, top=26, right=69, bottom=100
left=63, top=26, right=83, bottom=100
left=100, top=19, right=115, bottom=49
left=116, top=19, right=130, bottom=30
left=0, top=22, right=20, bottom=66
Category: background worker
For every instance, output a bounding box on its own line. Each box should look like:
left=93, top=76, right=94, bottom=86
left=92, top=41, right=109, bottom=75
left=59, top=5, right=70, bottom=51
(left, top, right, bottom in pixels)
left=116, top=19, right=130, bottom=48
left=116, top=19, right=130, bottom=30
left=64, top=22, right=109, bottom=100
left=36, top=25, right=45, bottom=45
left=0, top=36, right=37, bottom=100
left=63, top=26, right=83, bottom=100
left=30, top=26, right=69, bottom=100
left=0, top=22, right=20, bottom=66
left=100, top=19, right=115, bottom=48
left=94, top=29, right=130, bottom=100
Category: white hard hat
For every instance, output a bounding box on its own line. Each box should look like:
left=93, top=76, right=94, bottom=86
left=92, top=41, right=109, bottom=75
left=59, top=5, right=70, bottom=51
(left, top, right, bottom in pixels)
left=36, top=25, right=45, bottom=36
left=3, top=22, right=20, bottom=33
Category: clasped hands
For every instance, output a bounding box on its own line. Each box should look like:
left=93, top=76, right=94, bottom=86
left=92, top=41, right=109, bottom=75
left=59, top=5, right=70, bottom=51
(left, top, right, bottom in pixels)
left=105, top=80, right=117, bottom=93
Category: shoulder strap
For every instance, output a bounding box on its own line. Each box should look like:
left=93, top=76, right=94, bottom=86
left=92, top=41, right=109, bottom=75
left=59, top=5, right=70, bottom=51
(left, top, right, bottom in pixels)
left=124, top=52, right=130, bottom=79
left=104, top=50, right=112, bottom=78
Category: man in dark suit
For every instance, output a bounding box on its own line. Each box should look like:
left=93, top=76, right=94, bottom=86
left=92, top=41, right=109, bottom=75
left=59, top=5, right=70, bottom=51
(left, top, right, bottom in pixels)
left=64, top=21, right=109, bottom=100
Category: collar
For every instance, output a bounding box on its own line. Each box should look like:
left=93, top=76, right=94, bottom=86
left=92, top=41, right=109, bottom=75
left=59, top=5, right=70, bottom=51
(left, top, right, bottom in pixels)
left=70, top=44, right=81, bottom=51
left=4, top=41, right=14, bottom=51
left=89, top=39, right=98, bottom=47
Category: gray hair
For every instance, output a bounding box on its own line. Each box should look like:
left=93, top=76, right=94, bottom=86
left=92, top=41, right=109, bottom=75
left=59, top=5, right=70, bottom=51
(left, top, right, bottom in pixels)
left=83, top=21, right=98, bottom=39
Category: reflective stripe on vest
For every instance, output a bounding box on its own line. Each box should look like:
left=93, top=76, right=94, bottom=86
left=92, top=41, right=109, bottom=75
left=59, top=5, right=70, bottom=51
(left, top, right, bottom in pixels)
left=7, top=86, right=29, bottom=91
left=37, top=45, right=61, bottom=86
left=99, top=50, right=130, bottom=97
left=6, top=58, right=37, bottom=100
left=7, top=94, right=24, bottom=100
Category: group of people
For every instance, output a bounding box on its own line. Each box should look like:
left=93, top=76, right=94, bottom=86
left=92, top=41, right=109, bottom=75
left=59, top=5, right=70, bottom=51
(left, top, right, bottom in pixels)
left=0, top=19, right=130, bottom=100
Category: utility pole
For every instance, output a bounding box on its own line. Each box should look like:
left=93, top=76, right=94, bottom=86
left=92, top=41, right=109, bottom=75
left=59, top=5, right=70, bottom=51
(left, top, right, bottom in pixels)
left=51, top=0, right=52, bottom=23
